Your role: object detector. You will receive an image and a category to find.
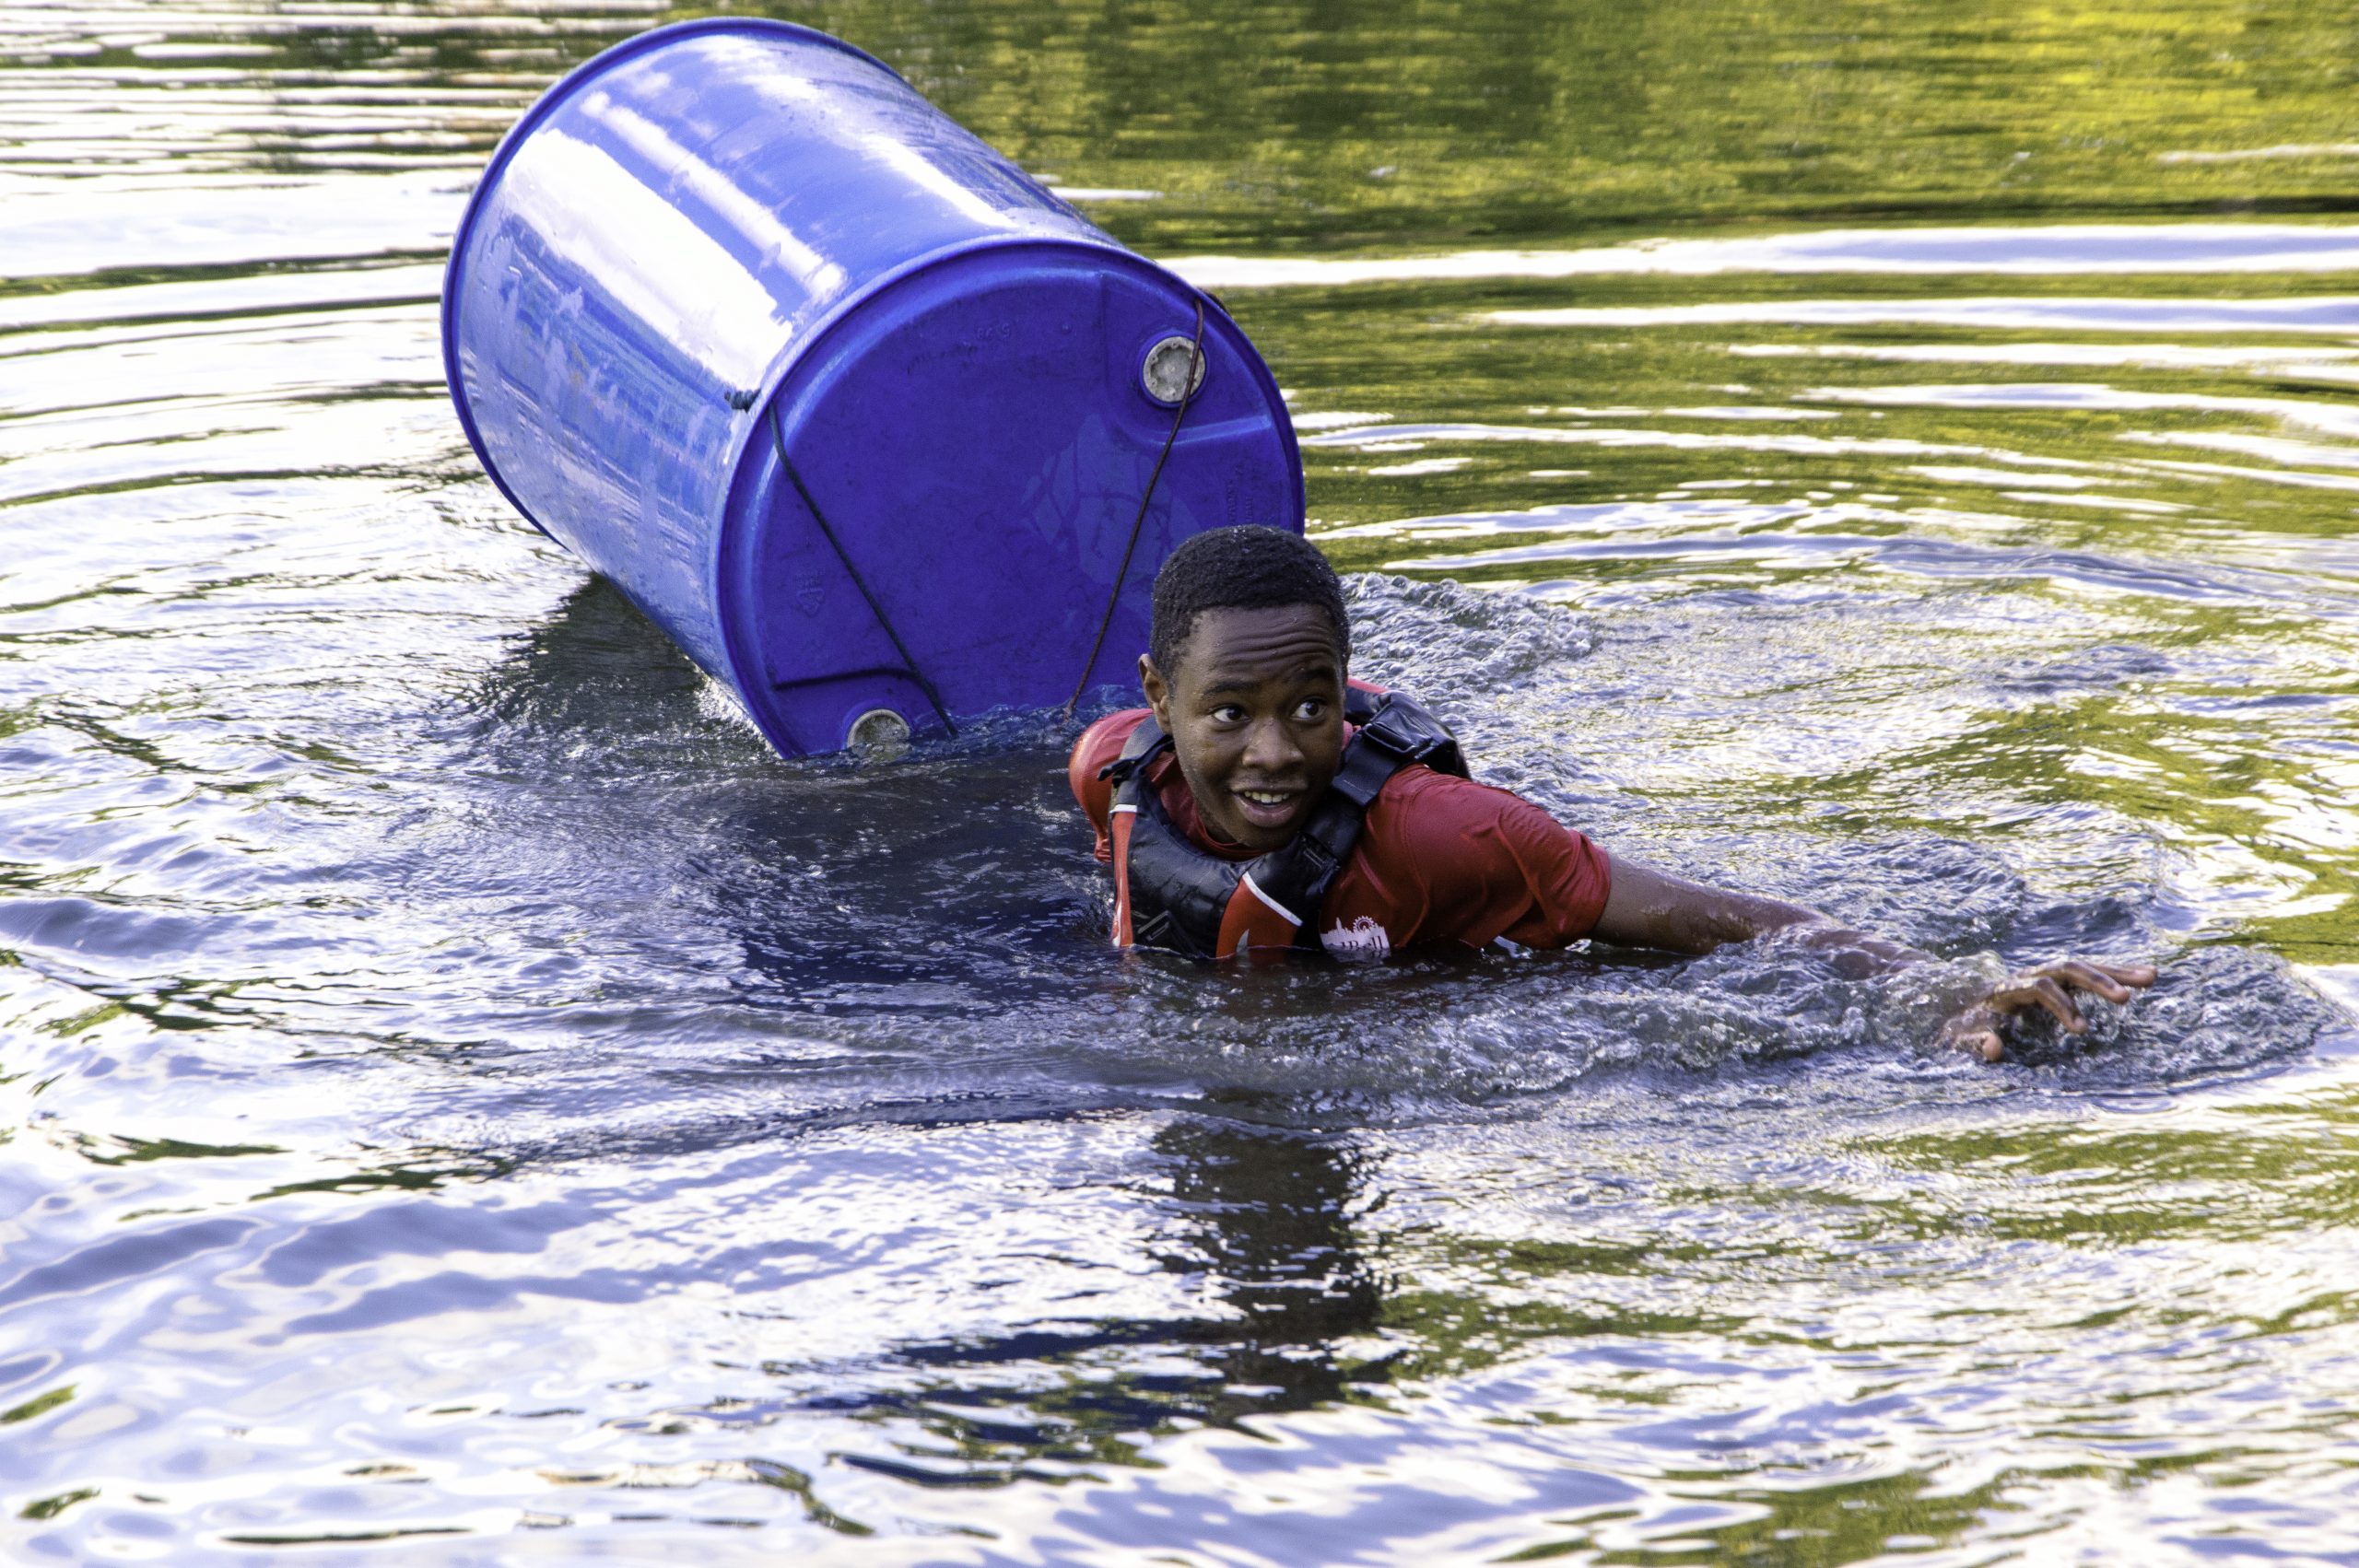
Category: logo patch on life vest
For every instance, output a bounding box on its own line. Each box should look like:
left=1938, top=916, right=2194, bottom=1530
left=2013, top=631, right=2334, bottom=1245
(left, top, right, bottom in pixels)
left=1320, top=916, right=1391, bottom=962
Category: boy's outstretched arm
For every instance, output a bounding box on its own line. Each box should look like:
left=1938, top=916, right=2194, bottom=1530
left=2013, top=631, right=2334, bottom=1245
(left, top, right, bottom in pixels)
left=1590, top=857, right=2156, bottom=1061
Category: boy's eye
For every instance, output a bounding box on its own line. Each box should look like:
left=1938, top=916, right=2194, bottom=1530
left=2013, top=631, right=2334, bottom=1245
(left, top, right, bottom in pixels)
left=1293, top=698, right=1327, bottom=720
left=1210, top=704, right=1246, bottom=723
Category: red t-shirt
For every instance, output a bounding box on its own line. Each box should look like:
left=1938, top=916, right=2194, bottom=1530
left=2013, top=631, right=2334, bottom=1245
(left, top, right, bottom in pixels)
left=1068, top=708, right=1613, bottom=957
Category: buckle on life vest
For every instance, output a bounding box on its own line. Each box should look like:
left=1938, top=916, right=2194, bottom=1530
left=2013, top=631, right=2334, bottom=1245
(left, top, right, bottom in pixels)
left=1353, top=694, right=1467, bottom=775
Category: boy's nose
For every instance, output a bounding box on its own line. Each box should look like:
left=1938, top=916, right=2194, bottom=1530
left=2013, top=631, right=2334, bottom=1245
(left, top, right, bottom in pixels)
left=1240, top=718, right=1302, bottom=773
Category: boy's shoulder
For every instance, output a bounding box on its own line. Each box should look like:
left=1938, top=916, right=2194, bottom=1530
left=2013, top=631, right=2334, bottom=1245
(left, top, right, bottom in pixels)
left=1360, top=762, right=1559, bottom=866
left=1067, top=708, right=1155, bottom=824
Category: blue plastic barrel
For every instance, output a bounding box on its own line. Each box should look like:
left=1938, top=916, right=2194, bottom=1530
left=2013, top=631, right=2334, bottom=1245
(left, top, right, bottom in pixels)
left=442, top=18, right=1303, bottom=757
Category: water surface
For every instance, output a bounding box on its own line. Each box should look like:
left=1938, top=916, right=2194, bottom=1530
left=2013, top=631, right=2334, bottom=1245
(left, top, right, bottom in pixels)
left=7, top=1, right=2359, bottom=1562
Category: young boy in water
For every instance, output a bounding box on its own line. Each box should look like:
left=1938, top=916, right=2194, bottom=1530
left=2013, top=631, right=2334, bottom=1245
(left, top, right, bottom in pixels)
left=1069, top=526, right=2154, bottom=1059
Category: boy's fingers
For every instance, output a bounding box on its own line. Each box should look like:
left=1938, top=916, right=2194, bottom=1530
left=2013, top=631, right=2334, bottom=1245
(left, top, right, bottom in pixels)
left=1941, top=957, right=2156, bottom=1062
left=1990, top=975, right=2087, bottom=1034
left=2032, top=958, right=2156, bottom=994
left=1937, top=1009, right=2008, bottom=1063
left=2039, top=960, right=2132, bottom=1002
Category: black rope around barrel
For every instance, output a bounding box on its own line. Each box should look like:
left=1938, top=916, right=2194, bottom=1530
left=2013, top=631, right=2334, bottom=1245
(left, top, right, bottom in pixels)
left=1060, top=297, right=1207, bottom=723
left=766, top=397, right=956, bottom=734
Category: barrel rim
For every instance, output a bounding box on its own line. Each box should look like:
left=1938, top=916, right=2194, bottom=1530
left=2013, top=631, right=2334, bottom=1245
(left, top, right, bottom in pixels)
left=709, top=235, right=1304, bottom=757
left=440, top=18, right=908, bottom=536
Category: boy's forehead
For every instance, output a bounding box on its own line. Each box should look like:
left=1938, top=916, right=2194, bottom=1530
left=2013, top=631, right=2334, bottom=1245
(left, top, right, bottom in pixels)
left=1176, top=603, right=1345, bottom=681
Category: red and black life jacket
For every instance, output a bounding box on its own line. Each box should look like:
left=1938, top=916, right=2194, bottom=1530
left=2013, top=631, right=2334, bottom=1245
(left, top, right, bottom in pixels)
left=1099, top=687, right=1468, bottom=958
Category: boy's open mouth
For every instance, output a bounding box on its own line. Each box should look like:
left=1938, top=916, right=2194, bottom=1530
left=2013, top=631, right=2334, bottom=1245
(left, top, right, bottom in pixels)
left=1234, top=787, right=1304, bottom=829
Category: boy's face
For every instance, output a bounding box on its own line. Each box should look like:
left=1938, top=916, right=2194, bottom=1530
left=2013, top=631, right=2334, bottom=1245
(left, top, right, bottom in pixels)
left=1139, top=603, right=1347, bottom=853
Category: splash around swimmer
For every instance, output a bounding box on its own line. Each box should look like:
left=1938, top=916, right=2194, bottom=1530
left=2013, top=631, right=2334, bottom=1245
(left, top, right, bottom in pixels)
left=1070, top=526, right=2154, bottom=1061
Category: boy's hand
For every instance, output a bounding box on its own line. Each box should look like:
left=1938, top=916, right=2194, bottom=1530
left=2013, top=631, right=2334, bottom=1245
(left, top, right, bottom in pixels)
left=1939, top=960, right=2159, bottom=1062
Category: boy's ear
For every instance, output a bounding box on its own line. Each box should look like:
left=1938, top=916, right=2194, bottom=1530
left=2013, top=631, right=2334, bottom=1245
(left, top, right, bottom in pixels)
left=1139, top=653, right=1171, bottom=728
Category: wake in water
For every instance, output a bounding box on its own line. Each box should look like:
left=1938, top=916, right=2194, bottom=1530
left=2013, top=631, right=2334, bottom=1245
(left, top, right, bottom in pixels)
left=3, top=559, right=2328, bottom=1193
left=220, top=568, right=2326, bottom=1181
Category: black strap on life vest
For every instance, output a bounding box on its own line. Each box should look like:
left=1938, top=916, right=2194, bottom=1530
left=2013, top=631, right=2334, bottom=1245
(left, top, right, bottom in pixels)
left=1099, top=686, right=1468, bottom=959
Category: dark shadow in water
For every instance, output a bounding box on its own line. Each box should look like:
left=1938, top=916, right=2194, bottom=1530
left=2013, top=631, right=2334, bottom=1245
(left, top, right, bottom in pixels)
left=1153, top=1114, right=1386, bottom=1408
left=443, top=575, right=1116, bottom=1007
left=774, top=1111, right=1393, bottom=1491
left=461, top=575, right=715, bottom=744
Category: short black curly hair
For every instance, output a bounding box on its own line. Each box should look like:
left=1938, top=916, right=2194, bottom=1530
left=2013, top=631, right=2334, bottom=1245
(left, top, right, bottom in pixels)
left=1147, top=526, right=1350, bottom=676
